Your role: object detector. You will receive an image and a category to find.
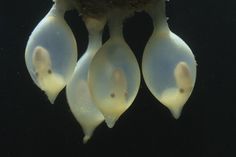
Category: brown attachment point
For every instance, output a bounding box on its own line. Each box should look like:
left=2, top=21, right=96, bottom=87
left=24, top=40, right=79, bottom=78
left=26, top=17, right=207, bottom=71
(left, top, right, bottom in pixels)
left=72, top=0, right=153, bottom=17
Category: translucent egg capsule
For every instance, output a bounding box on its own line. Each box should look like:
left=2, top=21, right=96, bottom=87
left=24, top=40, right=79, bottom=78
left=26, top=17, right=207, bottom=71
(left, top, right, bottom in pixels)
left=142, top=0, right=197, bottom=119
left=66, top=16, right=106, bottom=143
left=88, top=12, right=141, bottom=128
left=25, top=1, right=77, bottom=103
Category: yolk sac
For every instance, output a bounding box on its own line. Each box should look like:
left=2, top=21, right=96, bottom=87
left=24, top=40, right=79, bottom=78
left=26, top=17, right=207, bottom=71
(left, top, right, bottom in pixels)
left=159, top=61, right=195, bottom=119
left=66, top=16, right=106, bottom=143
left=25, top=1, right=77, bottom=103
left=32, top=46, right=66, bottom=103
left=88, top=11, right=141, bottom=128
left=142, top=0, right=197, bottom=119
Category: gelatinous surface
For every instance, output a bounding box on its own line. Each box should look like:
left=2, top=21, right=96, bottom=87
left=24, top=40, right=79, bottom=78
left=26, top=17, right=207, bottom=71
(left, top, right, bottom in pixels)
left=66, top=17, right=105, bottom=143
left=142, top=0, right=196, bottom=118
left=88, top=27, right=141, bottom=128
left=25, top=5, right=77, bottom=103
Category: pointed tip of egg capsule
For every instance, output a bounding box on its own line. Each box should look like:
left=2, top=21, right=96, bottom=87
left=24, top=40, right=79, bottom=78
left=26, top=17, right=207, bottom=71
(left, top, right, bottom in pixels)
left=80, top=122, right=103, bottom=144
left=103, top=112, right=121, bottom=128
left=80, top=120, right=104, bottom=143
left=46, top=91, right=59, bottom=104
left=38, top=72, right=66, bottom=104
left=168, top=104, right=183, bottom=119
left=82, top=124, right=101, bottom=143
left=159, top=88, right=187, bottom=119
left=105, top=116, right=117, bottom=128
left=83, top=135, right=91, bottom=144
left=102, top=107, right=127, bottom=128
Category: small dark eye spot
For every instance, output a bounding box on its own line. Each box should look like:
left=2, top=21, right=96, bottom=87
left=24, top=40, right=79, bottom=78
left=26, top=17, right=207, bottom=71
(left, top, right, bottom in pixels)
left=35, top=72, right=39, bottom=77
left=48, top=69, right=52, bottom=74
left=124, top=91, right=128, bottom=98
left=110, top=93, right=115, bottom=98
left=179, top=88, right=185, bottom=93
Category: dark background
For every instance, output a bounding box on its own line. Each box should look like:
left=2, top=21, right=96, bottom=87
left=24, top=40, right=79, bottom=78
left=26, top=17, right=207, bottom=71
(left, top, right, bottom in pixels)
left=1, top=0, right=236, bottom=156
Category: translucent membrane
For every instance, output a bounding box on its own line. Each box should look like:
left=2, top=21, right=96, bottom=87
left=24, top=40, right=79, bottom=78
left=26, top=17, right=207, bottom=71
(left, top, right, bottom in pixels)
left=88, top=12, right=141, bottom=128
left=66, top=17, right=106, bottom=143
left=25, top=2, right=77, bottom=103
left=142, top=0, right=197, bottom=119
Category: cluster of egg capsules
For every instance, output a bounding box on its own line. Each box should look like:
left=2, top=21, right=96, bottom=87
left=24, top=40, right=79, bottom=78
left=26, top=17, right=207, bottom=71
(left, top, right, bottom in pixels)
left=25, top=0, right=197, bottom=143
